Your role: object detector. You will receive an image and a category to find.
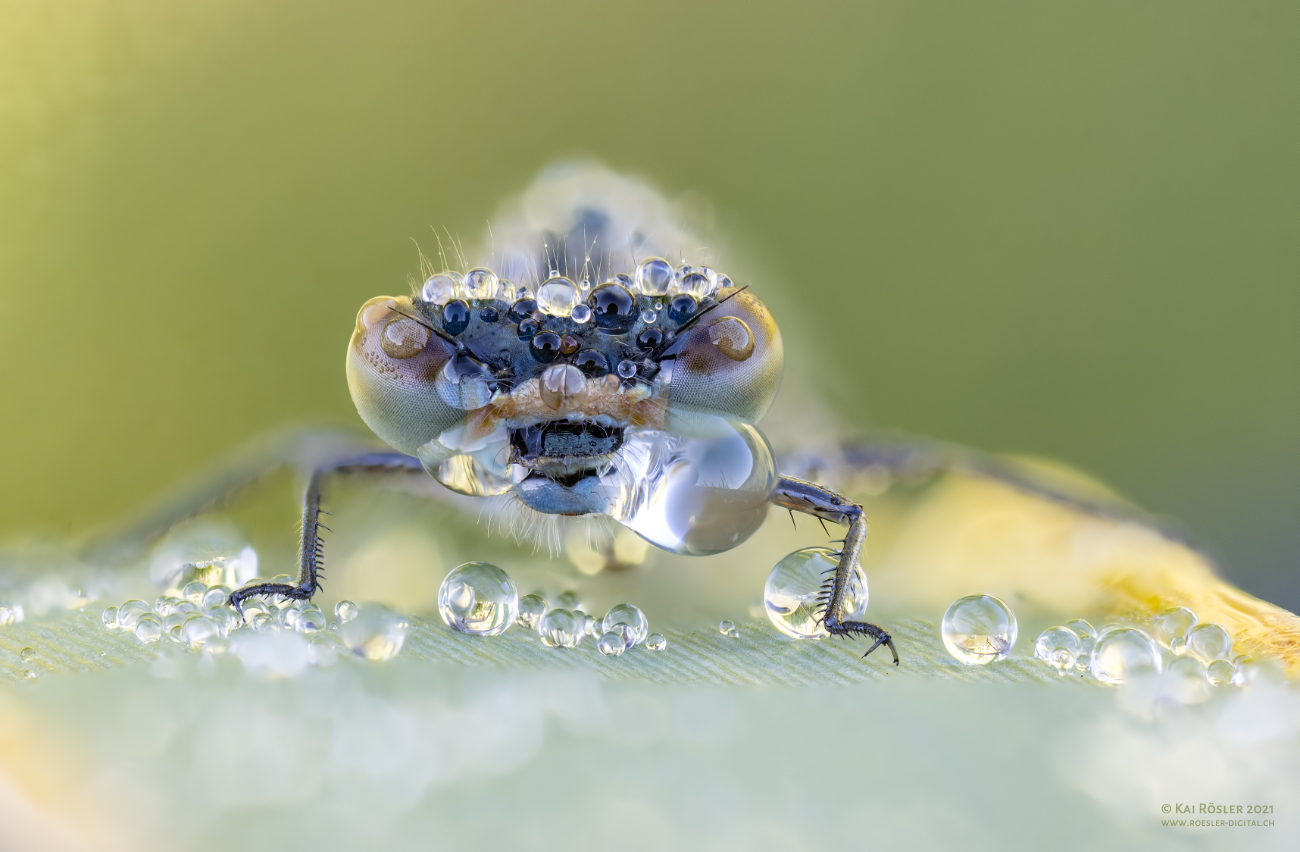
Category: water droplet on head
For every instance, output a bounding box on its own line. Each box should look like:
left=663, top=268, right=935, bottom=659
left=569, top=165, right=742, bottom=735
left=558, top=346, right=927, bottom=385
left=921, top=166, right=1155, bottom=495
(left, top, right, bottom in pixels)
left=597, top=632, right=626, bottom=656
left=674, top=267, right=717, bottom=298
left=509, top=298, right=539, bottom=323
left=764, top=547, right=867, bottom=639
left=1185, top=623, right=1233, bottom=664
left=338, top=605, right=409, bottom=661
left=540, top=363, right=589, bottom=410
left=334, top=600, right=358, bottom=623
left=1034, top=626, right=1080, bottom=673
left=422, top=272, right=462, bottom=304
left=616, top=359, right=637, bottom=380
left=707, top=317, right=754, bottom=361
left=438, top=562, right=519, bottom=636
left=530, top=331, right=563, bottom=363
left=602, top=604, right=648, bottom=648
left=1153, top=606, right=1198, bottom=649
left=940, top=595, right=1017, bottom=665
left=634, top=257, right=674, bottom=296
left=1090, top=627, right=1161, bottom=683
left=641, top=308, right=658, bottom=324
left=442, top=300, right=471, bottom=336
left=588, top=283, right=636, bottom=332
left=463, top=267, right=498, bottom=300
left=537, top=276, right=580, bottom=315
left=517, top=594, right=548, bottom=630
left=667, top=293, right=698, bottom=324
left=538, top=609, right=584, bottom=648
left=381, top=317, right=429, bottom=358
left=102, top=606, right=120, bottom=629
left=574, top=349, right=610, bottom=378
left=646, top=633, right=666, bottom=651
left=719, top=620, right=739, bottom=638
left=571, top=303, right=592, bottom=324
left=637, top=328, right=663, bottom=352
left=1165, top=655, right=1212, bottom=704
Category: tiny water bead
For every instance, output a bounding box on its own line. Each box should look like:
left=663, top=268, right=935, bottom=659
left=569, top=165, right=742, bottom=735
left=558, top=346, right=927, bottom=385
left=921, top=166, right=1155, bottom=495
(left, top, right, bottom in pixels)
left=438, top=561, right=520, bottom=636
left=297, top=608, right=327, bottom=633
left=940, top=595, right=1017, bottom=665
left=1207, top=658, right=1236, bottom=686
left=719, top=620, right=739, bottom=638
left=517, top=594, right=548, bottom=629
left=338, top=606, right=409, bottom=661
left=570, top=304, right=592, bottom=324
left=616, top=359, right=637, bottom=379
left=182, top=581, right=208, bottom=605
left=1034, top=627, right=1080, bottom=673
left=597, top=632, right=626, bottom=657
left=634, top=257, right=674, bottom=296
left=201, top=586, right=231, bottom=609
left=582, top=614, right=599, bottom=637
left=422, top=272, right=461, bottom=304
left=334, top=600, right=358, bottom=623
left=557, top=590, right=581, bottom=610
left=537, top=276, right=580, bottom=315
left=641, top=308, right=658, bottom=324
left=763, top=546, right=868, bottom=640
left=1165, top=655, right=1212, bottom=704
left=1185, top=623, right=1233, bottom=664
left=646, top=633, right=667, bottom=652
left=134, top=615, right=163, bottom=643
left=1153, top=606, right=1198, bottom=649
left=1090, top=627, right=1162, bottom=684
left=20, top=647, right=35, bottom=663
left=1075, top=653, right=1091, bottom=673
left=538, top=609, right=584, bottom=649
left=463, top=267, right=498, bottom=299
left=102, top=606, right=119, bottom=629
left=1063, top=619, right=1097, bottom=654
left=117, top=600, right=152, bottom=631
left=602, top=604, right=648, bottom=649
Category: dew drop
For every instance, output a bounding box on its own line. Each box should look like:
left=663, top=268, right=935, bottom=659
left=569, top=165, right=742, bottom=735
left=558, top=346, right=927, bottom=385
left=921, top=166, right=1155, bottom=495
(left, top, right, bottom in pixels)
left=1206, top=658, right=1236, bottom=687
left=1153, top=606, right=1198, bottom=649
left=134, top=615, right=163, bottom=644
left=602, top=603, right=648, bottom=648
left=251, top=613, right=275, bottom=632
left=463, top=267, right=498, bottom=300
left=201, top=586, right=231, bottom=609
left=1165, top=655, right=1212, bottom=704
left=708, top=317, right=754, bottom=361
left=102, top=606, right=120, bottom=629
left=763, top=546, right=867, bottom=639
left=181, top=616, right=222, bottom=650
left=719, top=620, right=739, bottom=638
left=1034, top=626, right=1080, bottom=673
left=182, top=581, right=208, bottom=605
left=1063, top=618, right=1097, bottom=654
left=496, top=278, right=516, bottom=301
left=338, top=605, right=409, bottom=661
left=1185, top=623, right=1233, bottom=664
left=557, top=590, right=581, bottom=610
left=940, top=594, right=1017, bottom=665
left=334, top=600, right=358, bottom=623
left=597, top=632, right=626, bottom=656
left=438, top=561, right=519, bottom=636
left=634, top=257, right=674, bottom=296
left=616, top=359, right=637, bottom=379
left=116, top=600, right=152, bottom=631
left=1089, top=627, right=1162, bottom=684
left=641, top=308, right=658, bottom=324
left=1075, top=652, right=1091, bottom=673
left=646, top=633, right=666, bottom=651
left=571, top=303, right=592, bottom=324
left=582, top=613, right=599, bottom=637
left=297, top=608, right=326, bottom=633
left=517, top=594, right=548, bottom=630
left=422, top=272, right=461, bottom=304
left=19, top=647, right=35, bottom=663
left=538, top=609, right=584, bottom=648
left=537, top=276, right=580, bottom=315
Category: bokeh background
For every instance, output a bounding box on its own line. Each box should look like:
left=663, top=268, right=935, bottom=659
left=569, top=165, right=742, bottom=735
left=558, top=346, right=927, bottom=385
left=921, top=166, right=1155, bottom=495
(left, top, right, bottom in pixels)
left=1, top=0, right=1296, bottom=609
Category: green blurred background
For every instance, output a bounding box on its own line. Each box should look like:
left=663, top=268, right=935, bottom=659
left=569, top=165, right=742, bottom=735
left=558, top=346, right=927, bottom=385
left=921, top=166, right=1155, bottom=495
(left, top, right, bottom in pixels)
left=1, top=0, right=1296, bottom=609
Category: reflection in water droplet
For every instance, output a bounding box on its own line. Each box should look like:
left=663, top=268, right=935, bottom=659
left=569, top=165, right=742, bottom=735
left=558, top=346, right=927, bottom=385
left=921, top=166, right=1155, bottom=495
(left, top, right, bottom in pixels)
left=571, top=304, right=592, bottom=324
left=1034, top=627, right=1080, bottom=673
left=463, top=267, right=498, bottom=299
left=438, top=562, right=519, bottom=636
left=764, top=547, right=867, bottom=639
left=297, top=608, right=326, bottom=633
left=597, top=632, right=626, bottom=656
left=1206, top=658, right=1236, bottom=686
left=117, top=600, right=151, bottom=631
left=338, top=605, right=409, bottom=661
left=334, top=600, right=358, bottom=623
left=602, top=604, right=648, bottom=648
left=719, top=620, right=739, bottom=638
left=102, top=606, right=119, bottom=629
left=422, top=273, right=461, bottom=304
left=1090, top=627, right=1162, bottom=684
left=940, top=595, right=1017, bottom=665
left=708, top=317, right=754, bottom=361
left=538, top=609, right=584, bottom=649
left=1186, top=623, right=1233, bottom=664
left=1063, top=619, right=1097, bottom=654
left=537, top=276, right=579, bottom=315
left=134, top=616, right=163, bottom=643
left=1153, top=606, right=1198, bottom=649
left=597, top=420, right=778, bottom=557
left=646, top=633, right=667, bottom=651
left=163, top=612, right=191, bottom=641
left=517, top=595, right=548, bottom=629
left=634, top=257, right=674, bottom=296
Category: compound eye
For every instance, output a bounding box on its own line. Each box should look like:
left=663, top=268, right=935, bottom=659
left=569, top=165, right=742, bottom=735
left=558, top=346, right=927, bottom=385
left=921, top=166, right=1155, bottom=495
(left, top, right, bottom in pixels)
left=588, top=283, right=636, bottom=333
left=574, top=348, right=611, bottom=378
left=663, top=289, right=783, bottom=424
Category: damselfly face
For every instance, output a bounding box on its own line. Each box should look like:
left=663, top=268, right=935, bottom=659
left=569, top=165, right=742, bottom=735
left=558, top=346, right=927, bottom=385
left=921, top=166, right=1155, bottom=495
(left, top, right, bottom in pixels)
left=346, top=164, right=785, bottom=555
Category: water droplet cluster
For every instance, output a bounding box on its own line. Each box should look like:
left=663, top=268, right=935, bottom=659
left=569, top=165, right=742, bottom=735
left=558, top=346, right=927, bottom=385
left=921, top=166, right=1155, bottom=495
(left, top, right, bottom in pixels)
left=1028, top=606, right=1264, bottom=697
